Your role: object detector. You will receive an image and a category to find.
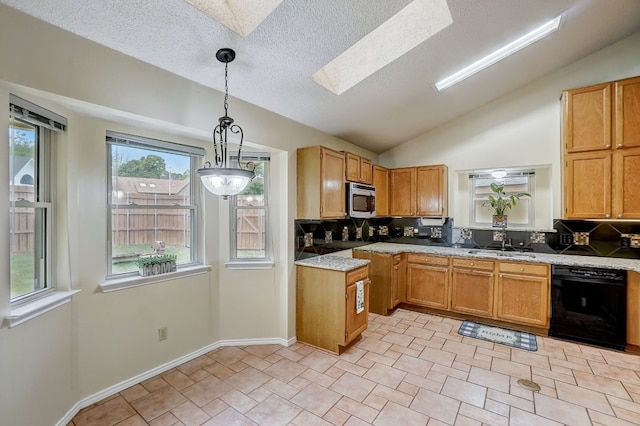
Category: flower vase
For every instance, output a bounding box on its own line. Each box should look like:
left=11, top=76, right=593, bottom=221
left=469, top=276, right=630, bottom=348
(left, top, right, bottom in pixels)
left=492, top=214, right=507, bottom=228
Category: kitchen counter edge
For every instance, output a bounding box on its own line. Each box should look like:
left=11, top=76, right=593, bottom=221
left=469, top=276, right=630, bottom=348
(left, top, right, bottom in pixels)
left=295, top=255, right=370, bottom=272
left=353, top=242, right=640, bottom=273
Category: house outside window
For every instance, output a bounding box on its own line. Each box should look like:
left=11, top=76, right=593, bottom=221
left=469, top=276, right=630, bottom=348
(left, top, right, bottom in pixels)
left=9, top=95, right=67, bottom=305
left=106, top=132, right=204, bottom=277
left=470, top=170, right=535, bottom=228
left=229, top=153, right=271, bottom=265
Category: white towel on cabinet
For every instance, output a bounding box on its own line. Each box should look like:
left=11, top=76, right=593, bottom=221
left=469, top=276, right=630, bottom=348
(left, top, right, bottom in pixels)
left=356, top=280, right=365, bottom=314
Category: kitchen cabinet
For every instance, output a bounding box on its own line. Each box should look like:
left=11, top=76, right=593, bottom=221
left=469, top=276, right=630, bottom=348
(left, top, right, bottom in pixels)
left=372, top=165, right=389, bottom=217
left=389, top=165, right=448, bottom=217
left=496, top=261, right=549, bottom=328
left=563, top=82, right=611, bottom=153
left=345, top=152, right=373, bottom=184
left=389, top=167, right=416, bottom=216
left=564, top=151, right=611, bottom=219
left=297, top=146, right=345, bottom=219
left=628, top=271, right=640, bottom=349
left=353, top=251, right=401, bottom=315
left=450, top=257, right=495, bottom=318
left=416, top=165, right=448, bottom=217
left=406, top=254, right=450, bottom=310
left=296, top=264, right=370, bottom=354
left=563, top=76, right=640, bottom=219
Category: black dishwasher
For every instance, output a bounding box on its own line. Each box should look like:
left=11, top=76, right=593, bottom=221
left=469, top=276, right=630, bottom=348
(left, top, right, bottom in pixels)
left=549, top=265, right=626, bottom=351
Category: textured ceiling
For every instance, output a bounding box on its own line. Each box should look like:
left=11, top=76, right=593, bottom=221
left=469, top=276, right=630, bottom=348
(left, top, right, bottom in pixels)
left=2, top=0, right=640, bottom=153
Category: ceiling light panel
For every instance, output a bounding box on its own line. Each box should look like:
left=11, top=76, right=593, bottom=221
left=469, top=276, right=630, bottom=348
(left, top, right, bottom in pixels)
left=185, top=0, right=282, bottom=37
left=435, top=14, right=563, bottom=91
left=312, top=0, right=453, bottom=95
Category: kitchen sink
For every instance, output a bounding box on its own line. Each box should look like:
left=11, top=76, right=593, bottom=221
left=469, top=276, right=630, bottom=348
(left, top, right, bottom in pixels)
left=467, top=249, right=536, bottom=259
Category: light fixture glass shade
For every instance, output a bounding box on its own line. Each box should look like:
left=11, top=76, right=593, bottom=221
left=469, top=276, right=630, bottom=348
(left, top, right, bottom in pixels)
left=491, top=169, right=507, bottom=179
left=198, top=167, right=254, bottom=199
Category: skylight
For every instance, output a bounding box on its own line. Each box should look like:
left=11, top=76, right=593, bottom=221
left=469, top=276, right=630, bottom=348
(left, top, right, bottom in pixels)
left=435, top=14, right=563, bottom=91
left=312, top=0, right=453, bottom=95
left=184, top=0, right=282, bottom=37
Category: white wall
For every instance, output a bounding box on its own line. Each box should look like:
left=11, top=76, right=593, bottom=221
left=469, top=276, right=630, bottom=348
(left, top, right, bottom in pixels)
left=379, top=31, right=640, bottom=227
left=0, top=5, right=376, bottom=426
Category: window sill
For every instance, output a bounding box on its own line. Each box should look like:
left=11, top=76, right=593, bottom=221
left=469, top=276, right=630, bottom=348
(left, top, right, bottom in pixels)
left=225, top=260, right=275, bottom=270
left=100, top=265, right=212, bottom=293
left=5, top=289, right=81, bottom=328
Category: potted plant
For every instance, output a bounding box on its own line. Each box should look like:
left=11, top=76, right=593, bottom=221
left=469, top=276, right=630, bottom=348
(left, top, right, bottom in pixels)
left=483, top=182, right=531, bottom=227
left=135, top=254, right=177, bottom=276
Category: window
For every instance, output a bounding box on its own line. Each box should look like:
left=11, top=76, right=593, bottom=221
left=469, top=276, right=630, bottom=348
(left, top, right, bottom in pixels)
left=470, top=170, right=534, bottom=228
left=9, top=95, right=67, bottom=305
left=230, top=153, right=271, bottom=263
left=106, top=132, right=204, bottom=277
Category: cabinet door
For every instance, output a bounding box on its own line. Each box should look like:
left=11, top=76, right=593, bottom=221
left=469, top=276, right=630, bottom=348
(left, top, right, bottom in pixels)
left=628, top=271, right=640, bottom=347
left=406, top=262, right=449, bottom=309
left=564, top=151, right=611, bottom=219
left=563, top=83, right=612, bottom=153
left=496, top=273, right=549, bottom=327
left=320, top=148, right=346, bottom=218
left=450, top=268, right=494, bottom=318
left=373, top=165, right=389, bottom=217
left=613, top=147, right=640, bottom=219
left=614, top=76, right=640, bottom=149
left=361, top=158, right=373, bottom=184
left=390, top=167, right=416, bottom=216
left=345, top=152, right=360, bottom=182
left=391, top=255, right=402, bottom=308
left=416, top=165, right=447, bottom=217
left=346, top=279, right=369, bottom=344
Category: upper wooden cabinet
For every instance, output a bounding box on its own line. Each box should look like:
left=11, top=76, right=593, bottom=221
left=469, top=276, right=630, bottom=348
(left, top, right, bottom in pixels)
left=563, top=82, right=611, bottom=153
left=615, top=76, right=640, bottom=149
left=563, top=76, right=640, bottom=219
left=390, top=167, right=416, bottom=216
left=344, top=152, right=373, bottom=184
left=390, top=165, right=448, bottom=217
left=297, top=146, right=346, bottom=219
left=372, top=165, right=389, bottom=217
left=416, top=165, right=448, bottom=217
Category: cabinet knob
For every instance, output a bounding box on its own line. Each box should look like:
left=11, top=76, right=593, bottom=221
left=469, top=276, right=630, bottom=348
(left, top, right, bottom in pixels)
left=605, top=214, right=610, bottom=218
left=618, top=214, right=623, bottom=218
left=470, top=262, right=474, bottom=266
left=394, top=265, right=399, bottom=270
left=605, top=144, right=611, bottom=148
left=520, top=267, right=524, bottom=271
left=618, top=144, right=623, bottom=148
left=499, top=274, right=503, bottom=278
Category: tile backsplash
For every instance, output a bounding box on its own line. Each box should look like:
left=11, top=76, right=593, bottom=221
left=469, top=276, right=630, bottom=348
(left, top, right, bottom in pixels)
left=295, top=218, right=640, bottom=260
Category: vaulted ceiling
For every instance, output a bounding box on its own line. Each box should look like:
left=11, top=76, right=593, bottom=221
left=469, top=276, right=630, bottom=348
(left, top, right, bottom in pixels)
left=2, top=0, right=640, bottom=153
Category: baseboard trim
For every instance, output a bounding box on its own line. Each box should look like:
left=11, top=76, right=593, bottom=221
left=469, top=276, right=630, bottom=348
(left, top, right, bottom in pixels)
left=55, top=336, right=296, bottom=426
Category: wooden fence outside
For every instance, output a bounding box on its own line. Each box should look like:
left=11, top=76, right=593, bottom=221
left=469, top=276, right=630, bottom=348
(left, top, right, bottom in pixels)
left=10, top=187, right=265, bottom=252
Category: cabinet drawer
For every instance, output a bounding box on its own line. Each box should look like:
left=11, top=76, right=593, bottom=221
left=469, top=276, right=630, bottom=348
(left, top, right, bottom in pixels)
left=407, top=253, right=449, bottom=266
left=347, top=266, right=369, bottom=284
left=498, top=261, right=549, bottom=276
left=452, top=257, right=494, bottom=271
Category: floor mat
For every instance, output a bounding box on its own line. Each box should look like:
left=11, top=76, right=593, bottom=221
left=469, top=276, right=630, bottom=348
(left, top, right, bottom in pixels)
left=458, top=320, right=538, bottom=351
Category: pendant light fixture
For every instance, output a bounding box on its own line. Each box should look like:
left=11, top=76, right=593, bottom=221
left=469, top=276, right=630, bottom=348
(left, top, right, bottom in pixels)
left=197, top=48, right=255, bottom=199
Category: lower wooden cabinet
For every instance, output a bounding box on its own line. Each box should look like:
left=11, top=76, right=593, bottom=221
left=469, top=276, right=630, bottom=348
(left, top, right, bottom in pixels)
left=352, top=251, right=401, bottom=315
left=495, top=261, right=550, bottom=327
left=450, top=257, right=495, bottom=318
left=296, top=265, right=370, bottom=354
left=628, top=271, right=640, bottom=348
left=406, top=254, right=450, bottom=309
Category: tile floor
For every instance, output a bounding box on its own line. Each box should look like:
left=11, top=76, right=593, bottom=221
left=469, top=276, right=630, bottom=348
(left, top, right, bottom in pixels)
left=69, top=309, right=640, bottom=425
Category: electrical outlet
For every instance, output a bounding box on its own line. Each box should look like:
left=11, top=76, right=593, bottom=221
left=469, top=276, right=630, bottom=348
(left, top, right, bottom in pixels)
left=158, top=327, right=168, bottom=341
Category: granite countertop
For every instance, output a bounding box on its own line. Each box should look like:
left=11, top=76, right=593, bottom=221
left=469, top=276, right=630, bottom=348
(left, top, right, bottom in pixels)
left=353, top=242, right=640, bottom=273
left=295, top=255, right=370, bottom=272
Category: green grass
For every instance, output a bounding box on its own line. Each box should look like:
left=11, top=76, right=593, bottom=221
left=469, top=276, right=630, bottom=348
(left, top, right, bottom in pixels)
left=10, top=252, right=36, bottom=299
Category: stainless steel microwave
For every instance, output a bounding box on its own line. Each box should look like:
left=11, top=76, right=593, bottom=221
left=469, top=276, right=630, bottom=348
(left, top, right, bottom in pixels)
left=347, top=182, right=376, bottom=218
